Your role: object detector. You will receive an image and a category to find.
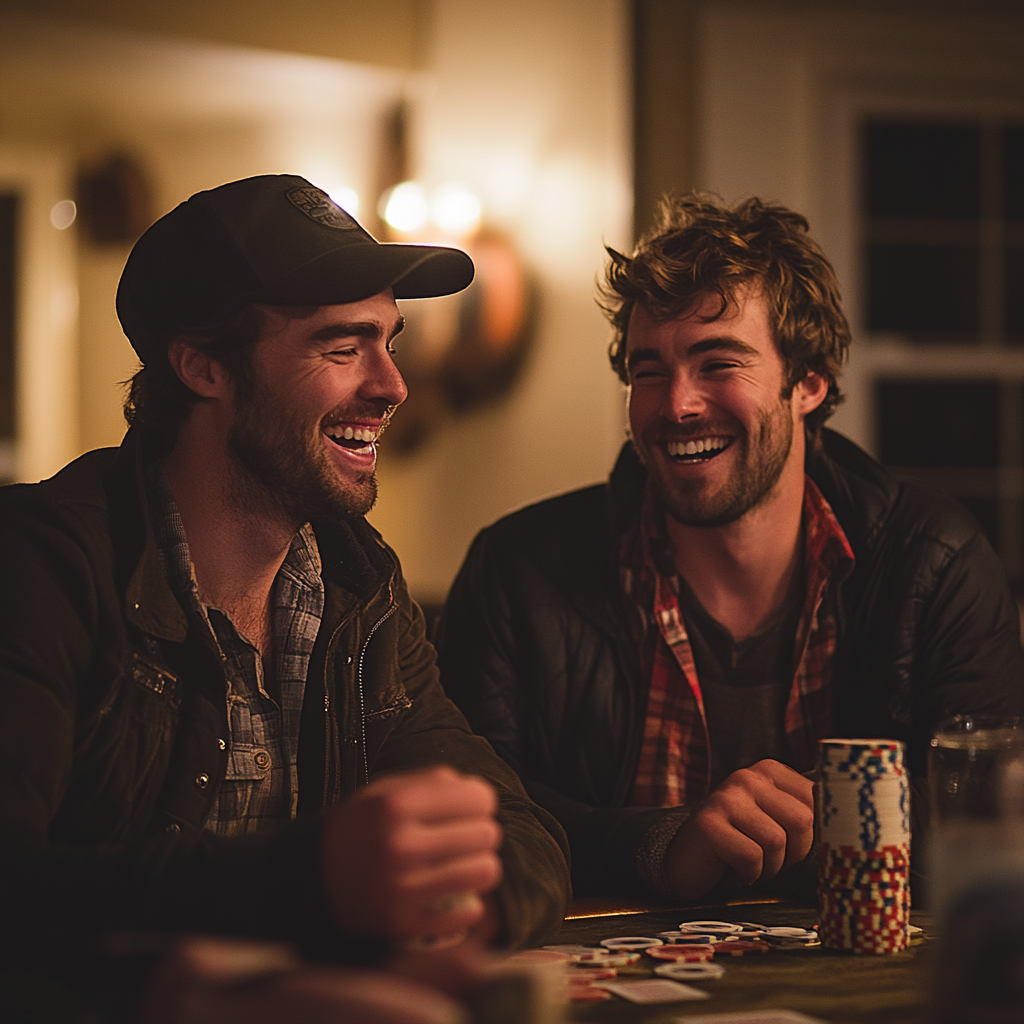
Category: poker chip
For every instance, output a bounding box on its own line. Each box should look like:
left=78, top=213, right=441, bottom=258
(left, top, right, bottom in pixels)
left=508, top=949, right=572, bottom=965
left=679, top=920, right=744, bottom=935
left=761, top=927, right=816, bottom=939
left=600, top=936, right=663, bottom=949
left=645, top=945, right=714, bottom=962
left=712, top=939, right=770, bottom=956
left=572, top=948, right=641, bottom=966
left=656, top=931, right=716, bottom=944
left=653, top=961, right=726, bottom=981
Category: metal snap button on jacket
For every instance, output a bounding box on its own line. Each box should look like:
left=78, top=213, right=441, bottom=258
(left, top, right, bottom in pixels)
left=253, top=750, right=271, bottom=771
left=195, top=773, right=209, bottom=788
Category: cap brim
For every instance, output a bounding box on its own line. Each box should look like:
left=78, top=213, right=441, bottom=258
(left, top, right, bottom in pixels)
left=271, top=242, right=475, bottom=305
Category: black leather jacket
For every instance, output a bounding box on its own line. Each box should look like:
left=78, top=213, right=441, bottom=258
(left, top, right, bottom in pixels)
left=0, top=430, right=570, bottom=966
left=438, top=432, right=1024, bottom=897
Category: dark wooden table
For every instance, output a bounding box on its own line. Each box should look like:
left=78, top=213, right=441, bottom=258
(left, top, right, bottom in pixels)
left=549, top=900, right=935, bottom=1024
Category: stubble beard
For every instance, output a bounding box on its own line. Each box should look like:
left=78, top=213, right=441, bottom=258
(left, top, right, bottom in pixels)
left=226, top=381, right=379, bottom=528
left=639, top=397, right=795, bottom=529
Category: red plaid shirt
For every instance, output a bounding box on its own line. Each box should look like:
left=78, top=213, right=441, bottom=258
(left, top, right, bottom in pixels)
left=622, top=477, right=854, bottom=809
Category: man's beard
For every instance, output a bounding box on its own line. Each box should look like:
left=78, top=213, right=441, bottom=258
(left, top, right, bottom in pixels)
left=638, top=397, right=795, bottom=529
left=226, top=379, right=379, bottom=528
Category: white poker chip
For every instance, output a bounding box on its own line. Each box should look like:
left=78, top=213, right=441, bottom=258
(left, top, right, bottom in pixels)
left=657, top=931, right=716, bottom=945
left=654, top=961, right=726, bottom=981
left=600, top=936, right=663, bottom=950
left=679, top=920, right=743, bottom=935
left=761, top=927, right=817, bottom=939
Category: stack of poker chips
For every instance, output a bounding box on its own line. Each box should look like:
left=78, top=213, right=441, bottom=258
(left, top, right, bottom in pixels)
left=817, top=738, right=910, bottom=954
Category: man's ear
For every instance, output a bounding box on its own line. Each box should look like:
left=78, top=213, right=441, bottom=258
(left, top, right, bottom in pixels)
left=167, top=341, right=229, bottom=400
left=794, top=371, right=829, bottom=417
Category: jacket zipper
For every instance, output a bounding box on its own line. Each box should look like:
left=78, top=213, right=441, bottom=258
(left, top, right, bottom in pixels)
left=356, top=584, right=396, bottom=786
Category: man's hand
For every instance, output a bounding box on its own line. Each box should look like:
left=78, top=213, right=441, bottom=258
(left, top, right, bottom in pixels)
left=322, top=766, right=504, bottom=943
left=664, top=759, right=814, bottom=900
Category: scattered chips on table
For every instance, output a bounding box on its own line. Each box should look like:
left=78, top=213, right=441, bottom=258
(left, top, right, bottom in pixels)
left=679, top=920, right=745, bottom=935
left=572, top=947, right=641, bottom=966
left=600, top=935, right=663, bottom=949
left=654, top=961, right=726, bottom=981
left=658, top=930, right=717, bottom=944
left=713, top=940, right=771, bottom=956
left=646, top=945, right=715, bottom=962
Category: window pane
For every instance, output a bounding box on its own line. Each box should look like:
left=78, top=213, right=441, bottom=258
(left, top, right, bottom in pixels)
left=1007, top=246, right=1024, bottom=343
left=1004, top=124, right=1024, bottom=221
left=867, top=243, right=979, bottom=337
left=876, top=379, right=999, bottom=467
left=865, top=121, right=979, bottom=218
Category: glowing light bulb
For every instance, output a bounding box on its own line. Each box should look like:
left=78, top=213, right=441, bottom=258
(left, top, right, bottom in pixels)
left=430, top=183, right=482, bottom=238
left=330, top=187, right=359, bottom=216
left=380, top=181, right=428, bottom=233
left=50, top=200, right=77, bottom=230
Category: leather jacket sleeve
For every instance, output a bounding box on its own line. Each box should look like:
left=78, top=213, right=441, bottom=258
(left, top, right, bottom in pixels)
left=363, top=567, right=573, bottom=947
left=438, top=522, right=678, bottom=898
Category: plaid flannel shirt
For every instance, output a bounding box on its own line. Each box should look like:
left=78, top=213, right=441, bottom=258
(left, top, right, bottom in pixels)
left=149, top=469, right=325, bottom=837
left=622, top=476, right=854, bottom=810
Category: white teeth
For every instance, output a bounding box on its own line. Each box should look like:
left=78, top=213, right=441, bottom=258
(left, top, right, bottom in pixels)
left=324, top=425, right=377, bottom=443
left=668, top=437, right=728, bottom=457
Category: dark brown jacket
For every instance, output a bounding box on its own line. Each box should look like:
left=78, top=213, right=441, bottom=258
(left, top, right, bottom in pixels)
left=438, top=432, right=1024, bottom=898
left=0, top=429, right=570, bottom=964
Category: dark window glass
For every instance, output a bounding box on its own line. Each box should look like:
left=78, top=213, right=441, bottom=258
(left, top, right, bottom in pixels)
left=1006, top=247, right=1024, bottom=342
left=0, top=194, right=16, bottom=442
left=955, top=496, right=1000, bottom=552
left=876, top=379, right=999, bottom=467
left=865, top=122, right=979, bottom=218
left=867, top=243, right=979, bottom=337
left=1004, top=125, right=1024, bottom=221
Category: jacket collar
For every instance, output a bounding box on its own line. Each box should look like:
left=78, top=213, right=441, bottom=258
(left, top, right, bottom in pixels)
left=105, top=428, right=395, bottom=644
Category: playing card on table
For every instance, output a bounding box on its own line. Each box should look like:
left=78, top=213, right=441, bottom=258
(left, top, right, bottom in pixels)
left=596, top=978, right=710, bottom=1003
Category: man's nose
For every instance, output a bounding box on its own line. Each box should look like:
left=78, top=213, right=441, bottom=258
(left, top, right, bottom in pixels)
left=663, top=372, right=706, bottom=420
left=361, top=349, right=409, bottom=408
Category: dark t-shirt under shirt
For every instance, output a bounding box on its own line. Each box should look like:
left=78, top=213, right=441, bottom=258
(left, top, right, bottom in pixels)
left=674, top=574, right=803, bottom=788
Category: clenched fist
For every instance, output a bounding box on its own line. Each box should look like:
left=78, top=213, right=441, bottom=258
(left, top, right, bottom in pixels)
left=664, top=759, right=814, bottom=900
left=322, top=767, right=504, bottom=944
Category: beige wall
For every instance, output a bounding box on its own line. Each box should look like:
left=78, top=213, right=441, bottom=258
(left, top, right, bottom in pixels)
left=367, top=0, right=632, bottom=601
left=0, top=0, right=429, bottom=70
left=0, top=2, right=632, bottom=604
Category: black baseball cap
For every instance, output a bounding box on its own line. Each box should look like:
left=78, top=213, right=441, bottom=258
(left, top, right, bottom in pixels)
left=116, top=174, right=475, bottom=363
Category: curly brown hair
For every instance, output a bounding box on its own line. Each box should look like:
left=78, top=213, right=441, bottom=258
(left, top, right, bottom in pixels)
left=601, top=193, right=851, bottom=441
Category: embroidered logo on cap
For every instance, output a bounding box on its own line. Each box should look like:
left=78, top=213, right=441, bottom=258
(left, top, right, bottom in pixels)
left=286, top=186, right=360, bottom=230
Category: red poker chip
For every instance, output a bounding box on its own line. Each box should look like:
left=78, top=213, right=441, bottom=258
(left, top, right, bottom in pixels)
left=645, top=945, right=714, bottom=962
left=713, top=940, right=770, bottom=956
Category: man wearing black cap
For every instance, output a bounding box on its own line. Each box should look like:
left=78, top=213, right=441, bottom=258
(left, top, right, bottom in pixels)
left=0, top=176, right=570, bottom=1001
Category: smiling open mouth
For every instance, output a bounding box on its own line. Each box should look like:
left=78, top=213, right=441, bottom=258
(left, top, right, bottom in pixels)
left=324, top=425, right=377, bottom=453
left=665, top=436, right=733, bottom=463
